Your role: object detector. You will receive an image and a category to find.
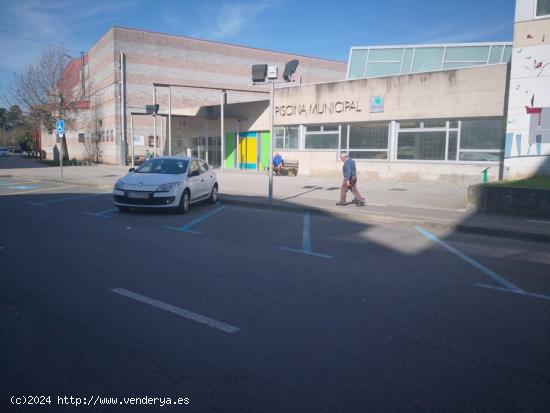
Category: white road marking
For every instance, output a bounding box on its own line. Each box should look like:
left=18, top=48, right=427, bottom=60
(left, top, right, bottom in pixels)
left=111, top=288, right=240, bottom=333
left=415, top=226, right=524, bottom=294
left=0, top=185, right=74, bottom=196
left=475, top=284, right=550, bottom=301
left=526, top=219, right=550, bottom=225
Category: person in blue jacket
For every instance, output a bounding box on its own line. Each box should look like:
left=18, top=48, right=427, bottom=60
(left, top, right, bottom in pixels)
left=336, top=153, right=365, bottom=206
left=273, top=152, right=284, bottom=175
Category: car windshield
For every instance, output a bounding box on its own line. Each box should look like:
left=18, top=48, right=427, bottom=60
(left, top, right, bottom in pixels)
left=135, top=159, right=189, bottom=174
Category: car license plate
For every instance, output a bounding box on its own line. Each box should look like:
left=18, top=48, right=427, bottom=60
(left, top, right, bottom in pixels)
left=127, top=191, right=149, bottom=199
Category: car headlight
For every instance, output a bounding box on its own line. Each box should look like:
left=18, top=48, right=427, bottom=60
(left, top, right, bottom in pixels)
left=156, top=182, right=180, bottom=192
left=114, top=180, right=125, bottom=191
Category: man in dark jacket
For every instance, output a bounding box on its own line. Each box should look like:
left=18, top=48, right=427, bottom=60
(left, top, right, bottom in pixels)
left=337, top=153, right=365, bottom=206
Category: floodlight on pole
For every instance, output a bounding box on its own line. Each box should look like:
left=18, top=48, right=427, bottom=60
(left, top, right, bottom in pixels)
left=251, top=64, right=268, bottom=83
left=283, top=59, right=299, bottom=81
left=251, top=59, right=299, bottom=203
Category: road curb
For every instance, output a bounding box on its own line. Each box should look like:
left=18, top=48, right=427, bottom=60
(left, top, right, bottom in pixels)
left=220, top=194, right=550, bottom=243
left=7, top=175, right=549, bottom=243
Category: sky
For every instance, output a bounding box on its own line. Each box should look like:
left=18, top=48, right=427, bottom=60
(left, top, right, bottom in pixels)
left=0, top=0, right=516, bottom=106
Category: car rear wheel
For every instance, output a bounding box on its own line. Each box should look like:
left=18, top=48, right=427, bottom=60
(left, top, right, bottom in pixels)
left=178, top=189, right=190, bottom=214
left=209, top=184, right=218, bottom=204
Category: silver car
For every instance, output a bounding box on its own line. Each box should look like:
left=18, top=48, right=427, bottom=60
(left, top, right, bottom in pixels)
left=113, top=156, right=218, bottom=213
left=0, top=148, right=10, bottom=157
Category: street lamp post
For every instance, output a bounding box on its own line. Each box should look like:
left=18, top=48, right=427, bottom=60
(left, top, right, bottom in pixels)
left=252, top=60, right=299, bottom=203
left=268, top=81, right=275, bottom=200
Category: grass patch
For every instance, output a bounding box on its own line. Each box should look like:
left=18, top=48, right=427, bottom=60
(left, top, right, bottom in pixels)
left=492, top=177, right=550, bottom=189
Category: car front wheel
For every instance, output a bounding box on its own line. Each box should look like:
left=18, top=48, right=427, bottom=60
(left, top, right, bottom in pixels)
left=179, top=189, right=190, bottom=213
left=209, top=184, right=218, bottom=204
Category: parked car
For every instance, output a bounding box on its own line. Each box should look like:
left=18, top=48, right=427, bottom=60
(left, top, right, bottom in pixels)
left=0, top=148, right=10, bottom=157
left=113, top=156, right=218, bottom=213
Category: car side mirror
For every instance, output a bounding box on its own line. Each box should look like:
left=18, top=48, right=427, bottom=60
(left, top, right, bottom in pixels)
left=129, top=168, right=136, bottom=172
left=189, top=170, right=199, bottom=177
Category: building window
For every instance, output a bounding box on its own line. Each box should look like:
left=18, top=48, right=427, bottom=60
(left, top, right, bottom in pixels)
left=274, top=126, right=299, bottom=149
left=537, top=0, right=550, bottom=16
left=78, top=133, right=85, bottom=142
left=304, top=125, right=340, bottom=149
left=347, top=43, right=513, bottom=80
left=397, top=118, right=503, bottom=162
left=458, top=118, right=504, bottom=161
left=345, top=123, right=389, bottom=160
left=398, top=131, right=447, bottom=160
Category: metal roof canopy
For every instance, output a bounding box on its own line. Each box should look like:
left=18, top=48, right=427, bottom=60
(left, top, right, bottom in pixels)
left=152, top=82, right=270, bottom=168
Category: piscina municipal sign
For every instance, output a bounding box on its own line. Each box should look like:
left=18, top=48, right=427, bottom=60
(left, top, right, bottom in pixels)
left=275, top=100, right=363, bottom=117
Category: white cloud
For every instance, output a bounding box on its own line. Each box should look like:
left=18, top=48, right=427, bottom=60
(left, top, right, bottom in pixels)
left=196, top=1, right=278, bottom=40
left=163, top=7, right=180, bottom=28
left=0, top=0, right=135, bottom=102
left=410, top=21, right=512, bottom=44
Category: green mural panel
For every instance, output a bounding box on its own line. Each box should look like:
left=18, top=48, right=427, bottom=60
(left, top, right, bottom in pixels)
left=224, top=132, right=235, bottom=169
left=261, top=131, right=270, bottom=171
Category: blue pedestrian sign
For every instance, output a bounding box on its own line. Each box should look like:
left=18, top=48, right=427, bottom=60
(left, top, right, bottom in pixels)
left=56, top=119, right=65, bottom=136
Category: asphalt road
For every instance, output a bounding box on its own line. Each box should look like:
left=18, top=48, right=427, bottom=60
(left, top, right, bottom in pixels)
left=1, top=177, right=549, bottom=412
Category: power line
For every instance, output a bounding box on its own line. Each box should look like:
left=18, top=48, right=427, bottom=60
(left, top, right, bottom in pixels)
left=0, top=27, right=83, bottom=55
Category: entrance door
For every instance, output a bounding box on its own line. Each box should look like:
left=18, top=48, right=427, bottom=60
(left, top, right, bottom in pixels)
left=239, top=132, right=257, bottom=170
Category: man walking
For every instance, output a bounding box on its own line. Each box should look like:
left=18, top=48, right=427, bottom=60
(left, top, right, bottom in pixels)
left=336, top=153, right=365, bottom=206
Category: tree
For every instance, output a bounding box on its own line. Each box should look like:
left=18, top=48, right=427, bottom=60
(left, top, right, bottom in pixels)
left=0, top=105, right=30, bottom=148
left=19, top=131, right=36, bottom=156
left=82, top=109, right=103, bottom=163
left=7, top=47, right=87, bottom=160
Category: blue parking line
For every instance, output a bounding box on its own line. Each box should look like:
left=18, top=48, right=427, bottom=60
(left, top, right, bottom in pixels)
left=475, top=283, right=550, bottom=301
left=302, top=211, right=312, bottom=252
left=164, top=205, right=227, bottom=234
left=415, top=226, right=524, bottom=294
left=6, top=185, right=39, bottom=190
left=84, top=208, right=118, bottom=218
left=0, top=181, right=34, bottom=186
left=28, top=193, right=108, bottom=206
left=277, top=246, right=332, bottom=258
left=277, top=211, right=332, bottom=259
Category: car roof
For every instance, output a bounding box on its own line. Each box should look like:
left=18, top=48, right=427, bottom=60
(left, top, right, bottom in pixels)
left=152, top=156, right=206, bottom=162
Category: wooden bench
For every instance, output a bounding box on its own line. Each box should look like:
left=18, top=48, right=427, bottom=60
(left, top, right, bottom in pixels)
left=282, top=159, right=299, bottom=177
left=127, top=155, right=146, bottom=166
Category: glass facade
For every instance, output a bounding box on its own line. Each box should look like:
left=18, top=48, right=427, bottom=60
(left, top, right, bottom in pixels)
left=274, top=117, right=504, bottom=164
left=274, top=126, right=299, bottom=149
left=537, top=0, right=550, bottom=16
left=347, top=43, right=513, bottom=80
left=304, top=125, right=340, bottom=149
left=346, top=123, right=389, bottom=160
left=396, top=118, right=504, bottom=162
left=398, top=132, right=447, bottom=160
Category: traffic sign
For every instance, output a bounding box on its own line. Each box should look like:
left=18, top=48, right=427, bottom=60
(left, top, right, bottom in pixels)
left=56, top=119, right=65, bottom=136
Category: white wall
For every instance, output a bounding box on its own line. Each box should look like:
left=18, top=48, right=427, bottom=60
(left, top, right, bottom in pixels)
left=504, top=5, right=550, bottom=178
left=515, top=0, right=536, bottom=22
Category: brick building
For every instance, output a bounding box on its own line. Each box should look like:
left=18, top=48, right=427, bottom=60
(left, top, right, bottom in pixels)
left=40, top=26, right=346, bottom=166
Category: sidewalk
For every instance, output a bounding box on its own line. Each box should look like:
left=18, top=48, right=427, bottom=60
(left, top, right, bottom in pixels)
left=2, top=157, right=550, bottom=242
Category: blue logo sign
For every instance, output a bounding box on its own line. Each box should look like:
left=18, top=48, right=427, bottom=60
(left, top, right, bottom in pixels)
left=56, top=119, right=65, bottom=136
left=370, top=96, right=384, bottom=113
